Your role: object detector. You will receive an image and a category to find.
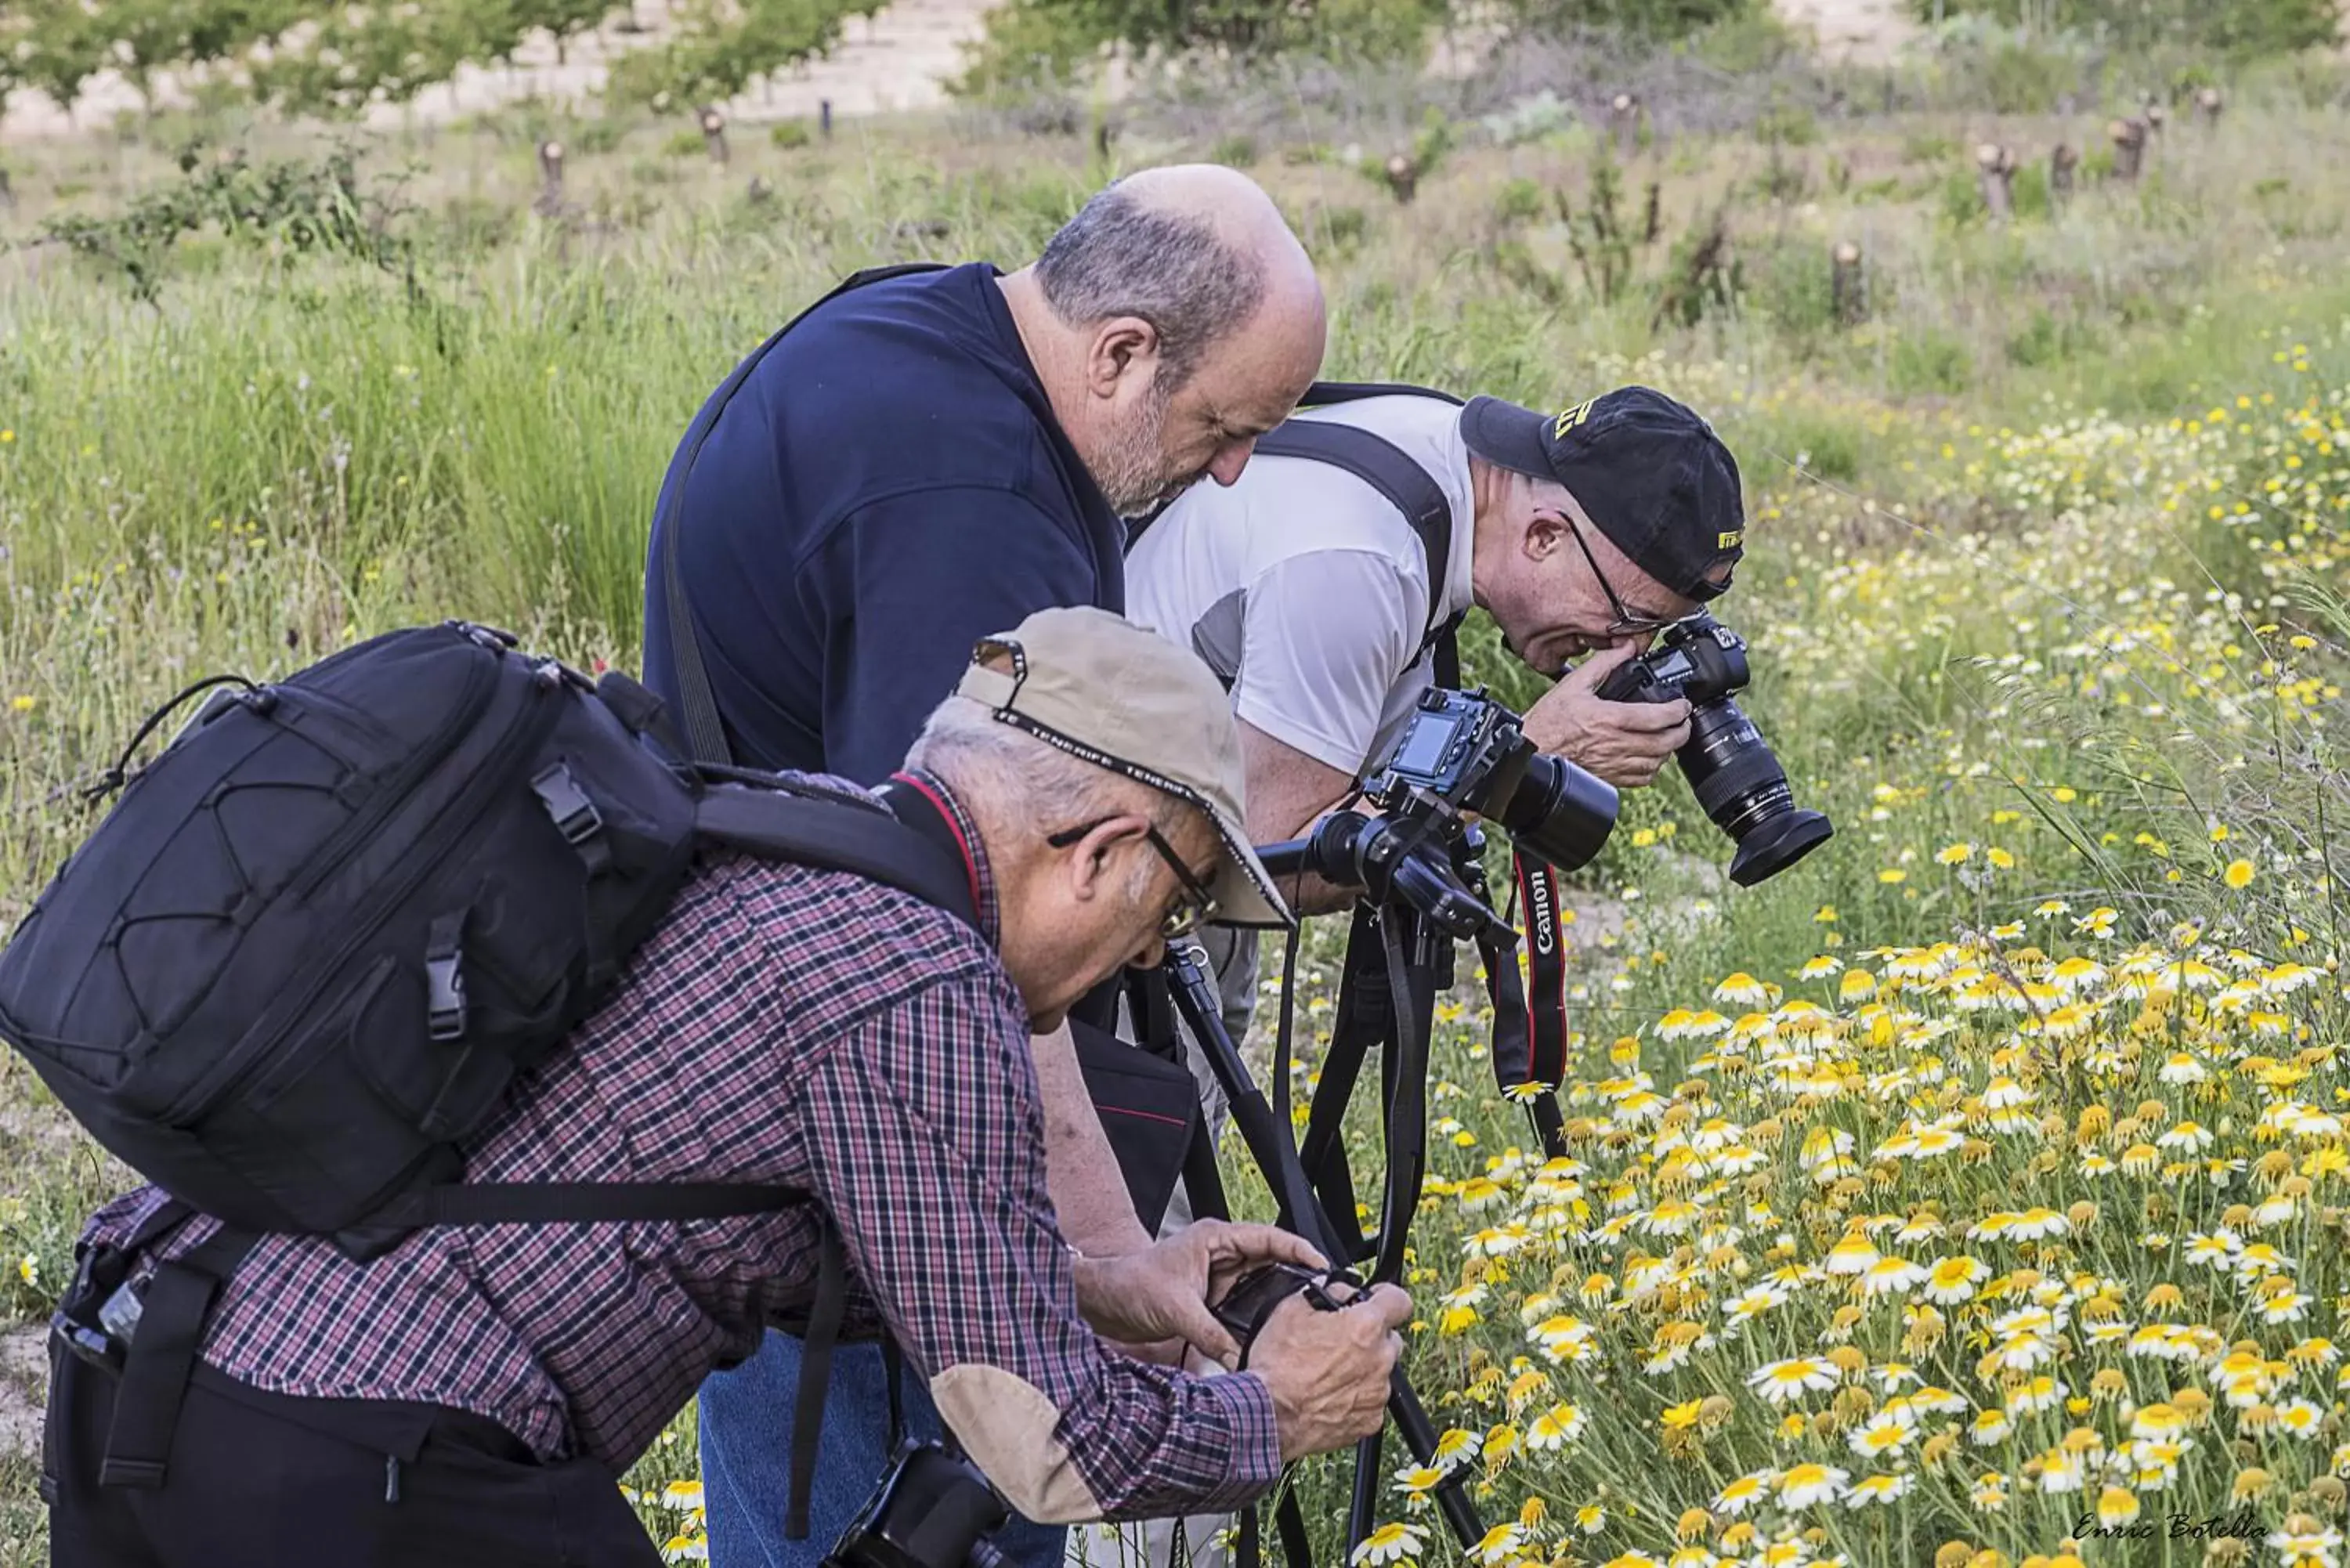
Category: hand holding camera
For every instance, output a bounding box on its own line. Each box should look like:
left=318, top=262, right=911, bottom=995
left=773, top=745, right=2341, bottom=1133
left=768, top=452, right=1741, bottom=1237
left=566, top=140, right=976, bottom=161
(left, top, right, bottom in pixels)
left=1230, top=1268, right=1412, bottom=1464
left=1521, top=641, right=1692, bottom=788
left=1072, top=1219, right=1331, bottom=1367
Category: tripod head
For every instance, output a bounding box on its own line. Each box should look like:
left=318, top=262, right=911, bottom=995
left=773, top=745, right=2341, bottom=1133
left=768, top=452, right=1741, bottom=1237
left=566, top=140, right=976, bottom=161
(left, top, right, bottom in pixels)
left=1256, top=812, right=1510, bottom=942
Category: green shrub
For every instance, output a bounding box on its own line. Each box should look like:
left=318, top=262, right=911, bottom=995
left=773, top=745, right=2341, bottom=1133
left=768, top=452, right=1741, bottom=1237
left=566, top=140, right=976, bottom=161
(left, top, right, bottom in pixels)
left=2009, top=160, right=2050, bottom=219
left=1907, top=0, right=2335, bottom=58
left=1748, top=237, right=1837, bottom=339
left=956, top=0, right=1445, bottom=86
left=1493, top=176, right=1546, bottom=226
left=1755, top=409, right=1864, bottom=480
left=1901, top=132, right=1957, bottom=164
left=770, top=119, right=814, bottom=148
left=2004, top=308, right=2104, bottom=367
left=1499, top=0, right=1752, bottom=42
left=1210, top=133, right=1259, bottom=168
left=1980, top=40, right=2076, bottom=113
left=1684, top=5, right=1799, bottom=71
left=1891, top=327, right=1972, bottom=395
left=661, top=126, right=707, bottom=158
left=1753, top=102, right=1818, bottom=146
left=1937, top=168, right=1982, bottom=228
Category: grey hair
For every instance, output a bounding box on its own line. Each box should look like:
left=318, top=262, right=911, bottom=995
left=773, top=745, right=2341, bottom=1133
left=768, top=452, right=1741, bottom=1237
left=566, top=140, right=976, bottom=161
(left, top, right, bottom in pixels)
left=903, top=698, right=1195, bottom=898
left=1034, top=181, right=1266, bottom=390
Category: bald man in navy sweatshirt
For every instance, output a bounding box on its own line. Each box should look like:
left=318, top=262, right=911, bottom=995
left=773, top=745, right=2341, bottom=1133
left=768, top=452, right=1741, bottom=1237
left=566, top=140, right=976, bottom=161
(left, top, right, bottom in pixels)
left=642, top=165, right=1327, bottom=1568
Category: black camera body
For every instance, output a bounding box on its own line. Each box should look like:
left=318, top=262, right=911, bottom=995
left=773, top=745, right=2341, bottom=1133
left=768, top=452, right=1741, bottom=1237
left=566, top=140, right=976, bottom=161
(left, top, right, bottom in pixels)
left=1260, top=688, right=1619, bottom=940
left=1211, top=1262, right=1360, bottom=1367
left=1366, top=688, right=1621, bottom=880
left=826, top=1442, right=1010, bottom=1568
left=1589, top=613, right=1831, bottom=887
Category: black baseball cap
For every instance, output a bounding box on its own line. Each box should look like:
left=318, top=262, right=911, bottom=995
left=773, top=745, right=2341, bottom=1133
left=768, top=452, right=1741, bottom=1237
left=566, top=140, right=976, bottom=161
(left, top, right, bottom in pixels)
left=1459, top=386, right=1745, bottom=603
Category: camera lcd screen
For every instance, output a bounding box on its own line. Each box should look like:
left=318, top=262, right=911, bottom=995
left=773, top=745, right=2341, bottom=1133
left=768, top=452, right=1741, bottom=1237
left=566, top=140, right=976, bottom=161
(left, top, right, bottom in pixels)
left=1390, top=714, right=1459, bottom=777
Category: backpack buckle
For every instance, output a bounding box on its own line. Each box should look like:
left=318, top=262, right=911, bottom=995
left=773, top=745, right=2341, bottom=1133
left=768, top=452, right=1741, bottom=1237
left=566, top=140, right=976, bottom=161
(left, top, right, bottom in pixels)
left=530, top=764, right=603, bottom=847
left=425, top=911, right=468, bottom=1042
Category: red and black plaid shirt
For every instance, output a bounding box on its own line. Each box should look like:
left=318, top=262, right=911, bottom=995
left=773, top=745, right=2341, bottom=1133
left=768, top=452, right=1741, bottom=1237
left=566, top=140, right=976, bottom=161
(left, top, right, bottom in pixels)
left=81, top=771, right=1281, bottom=1519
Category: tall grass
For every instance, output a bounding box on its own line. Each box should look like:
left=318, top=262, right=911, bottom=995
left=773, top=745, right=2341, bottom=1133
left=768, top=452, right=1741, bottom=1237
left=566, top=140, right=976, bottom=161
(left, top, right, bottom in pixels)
left=4, top=81, right=2349, bottom=1568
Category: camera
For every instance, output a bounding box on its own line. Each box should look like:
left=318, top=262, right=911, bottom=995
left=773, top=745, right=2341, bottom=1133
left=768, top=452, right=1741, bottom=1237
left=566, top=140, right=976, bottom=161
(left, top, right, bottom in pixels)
left=826, top=1441, right=1010, bottom=1568
left=1259, top=688, right=1619, bottom=939
left=1370, top=688, right=1620, bottom=875
left=1589, top=612, right=1831, bottom=887
left=1211, top=1262, right=1361, bottom=1367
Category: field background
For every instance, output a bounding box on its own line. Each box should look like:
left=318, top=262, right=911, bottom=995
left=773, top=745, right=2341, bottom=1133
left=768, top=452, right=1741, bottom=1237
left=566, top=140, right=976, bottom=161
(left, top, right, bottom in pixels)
left=5, top=1, right=2350, bottom=1564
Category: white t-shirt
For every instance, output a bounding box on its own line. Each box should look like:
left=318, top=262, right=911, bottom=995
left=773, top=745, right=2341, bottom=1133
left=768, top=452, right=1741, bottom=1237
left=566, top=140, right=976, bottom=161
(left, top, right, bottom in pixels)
left=1125, top=395, right=1477, bottom=777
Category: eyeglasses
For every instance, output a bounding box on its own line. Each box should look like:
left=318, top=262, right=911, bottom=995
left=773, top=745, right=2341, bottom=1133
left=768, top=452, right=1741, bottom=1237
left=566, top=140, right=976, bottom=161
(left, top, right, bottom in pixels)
left=1560, top=510, right=1677, bottom=638
left=1045, top=818, right=1220, bottom=940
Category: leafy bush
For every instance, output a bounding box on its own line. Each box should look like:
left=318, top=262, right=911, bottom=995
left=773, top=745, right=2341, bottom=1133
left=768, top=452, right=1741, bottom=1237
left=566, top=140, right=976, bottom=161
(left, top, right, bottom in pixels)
left=40, top=142, right=416, bottom=307
left=1752, top=101, right=1818, bottom=146
left=1889, top=326, right=1972, bottom=394
left=1209, top=133, right=1258, bottom=167
left=1908, top=0, right=2337, bottom=59
left=955, top=0, right=1445, bottom=89
left=1979, top=37, right=2080, bottom=112
left=1492, top=177, right=1547, bottom=227
left=2003, top=307, right=2105, bottom=367
left=1495, top=0, right=1755, bottom=44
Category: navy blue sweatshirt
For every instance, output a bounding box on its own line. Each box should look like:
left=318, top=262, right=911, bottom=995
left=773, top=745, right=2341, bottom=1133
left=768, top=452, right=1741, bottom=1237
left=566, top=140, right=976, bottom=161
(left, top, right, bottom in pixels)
left=642, top=263, right=1126, bottom=782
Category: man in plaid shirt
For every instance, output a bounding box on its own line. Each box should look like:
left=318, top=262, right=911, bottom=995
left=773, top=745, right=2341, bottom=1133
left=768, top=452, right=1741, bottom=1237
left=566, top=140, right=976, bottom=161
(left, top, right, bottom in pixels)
left=44, top=607, right=1411, bottom=1568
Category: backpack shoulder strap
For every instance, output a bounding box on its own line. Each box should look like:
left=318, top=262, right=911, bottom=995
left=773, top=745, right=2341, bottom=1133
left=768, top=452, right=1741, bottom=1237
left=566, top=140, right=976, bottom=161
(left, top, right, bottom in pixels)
left=1294, top=379, right=1466, bottom=410
left=1246, top=415, right=1461, bottom=659
left=659, top=262, right=957, bottom=767
left=693, top=780, right=979, bottom=931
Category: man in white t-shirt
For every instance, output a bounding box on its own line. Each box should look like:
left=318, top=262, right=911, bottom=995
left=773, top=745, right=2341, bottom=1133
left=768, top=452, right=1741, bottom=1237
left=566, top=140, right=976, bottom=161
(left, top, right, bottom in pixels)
left=1068, top=385, right=1747, bottom=1568
left=1130, top=384, right=1744, bottom=867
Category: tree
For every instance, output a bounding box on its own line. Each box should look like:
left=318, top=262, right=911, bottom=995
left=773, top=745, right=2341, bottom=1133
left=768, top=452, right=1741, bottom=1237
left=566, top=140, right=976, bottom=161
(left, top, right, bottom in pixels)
left=248, top=1, right=476, bottom=118
left=15, top=0, right=113, bottom=123
left=603, top=0, right=851, bottom=110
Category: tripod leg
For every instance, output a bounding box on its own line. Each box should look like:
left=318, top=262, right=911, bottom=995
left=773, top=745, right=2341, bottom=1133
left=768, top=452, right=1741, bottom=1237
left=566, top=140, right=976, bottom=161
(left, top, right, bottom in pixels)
left=1347, top=1428, right=1382, bottom=1552
left=1162, top=946, right=1490, bottom=1554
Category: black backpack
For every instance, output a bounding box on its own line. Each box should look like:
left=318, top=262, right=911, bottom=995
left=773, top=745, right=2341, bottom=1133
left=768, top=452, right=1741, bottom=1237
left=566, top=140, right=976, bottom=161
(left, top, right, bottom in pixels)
left=0, top=620, right=976, bottom=1515
left=0, top=619, right=981, bottom=1257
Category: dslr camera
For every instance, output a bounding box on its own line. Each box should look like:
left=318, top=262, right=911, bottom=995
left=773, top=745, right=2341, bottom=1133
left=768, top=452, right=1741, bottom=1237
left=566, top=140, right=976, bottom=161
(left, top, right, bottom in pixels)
left=827, top=1441, right=1010, bottom=1568
left=1261, top=688, right=1619, bottom=938
left=1588, top=612, right=1831, bottom=886
left=1212, top=1262, right=1365, bottom=1367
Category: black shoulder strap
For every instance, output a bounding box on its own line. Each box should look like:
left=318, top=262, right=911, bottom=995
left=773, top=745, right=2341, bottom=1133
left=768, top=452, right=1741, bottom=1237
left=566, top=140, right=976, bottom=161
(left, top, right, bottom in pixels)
left=659, top=262, right=956, bottom=767
left=1247, top=416, right=1465, bottom=668
left=1294, top=379, right=1466, bottom=410
left=693, top=779, right=979, bottom=932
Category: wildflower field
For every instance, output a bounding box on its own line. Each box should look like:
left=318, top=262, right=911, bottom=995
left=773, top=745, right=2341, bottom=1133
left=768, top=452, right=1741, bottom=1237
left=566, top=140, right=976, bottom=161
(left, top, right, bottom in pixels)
left=5, top=48, right=2350, bottom=1568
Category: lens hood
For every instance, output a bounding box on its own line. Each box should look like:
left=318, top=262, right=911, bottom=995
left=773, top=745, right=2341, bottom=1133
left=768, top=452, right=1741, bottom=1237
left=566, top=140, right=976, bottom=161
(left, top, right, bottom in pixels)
left=1726, top=808, right=1834, bottom=887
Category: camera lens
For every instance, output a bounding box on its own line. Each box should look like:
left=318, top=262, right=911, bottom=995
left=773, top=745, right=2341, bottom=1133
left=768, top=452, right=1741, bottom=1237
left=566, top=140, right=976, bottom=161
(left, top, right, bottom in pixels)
left=1498, top=753, right=1619, bottom=873
left=1677, top=699, right=1831, bottom=886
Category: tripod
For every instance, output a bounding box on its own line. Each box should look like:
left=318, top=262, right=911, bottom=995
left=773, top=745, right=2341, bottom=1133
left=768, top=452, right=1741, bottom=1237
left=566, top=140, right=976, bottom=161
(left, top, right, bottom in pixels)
left=1159, top=909, right=1488, bottom=1563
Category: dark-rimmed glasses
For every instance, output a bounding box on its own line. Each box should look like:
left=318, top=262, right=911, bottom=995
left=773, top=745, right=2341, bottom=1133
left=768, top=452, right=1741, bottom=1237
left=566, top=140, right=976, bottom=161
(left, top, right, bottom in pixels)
left=1559, top=509, right=1678, bottom=638
left=1046, top=818, right=1220, bottom=939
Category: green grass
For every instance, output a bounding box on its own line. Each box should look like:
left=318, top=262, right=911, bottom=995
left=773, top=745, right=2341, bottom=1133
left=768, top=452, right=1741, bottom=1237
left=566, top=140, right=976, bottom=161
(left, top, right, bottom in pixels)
left=3, top=71, right=2350, bottom=1568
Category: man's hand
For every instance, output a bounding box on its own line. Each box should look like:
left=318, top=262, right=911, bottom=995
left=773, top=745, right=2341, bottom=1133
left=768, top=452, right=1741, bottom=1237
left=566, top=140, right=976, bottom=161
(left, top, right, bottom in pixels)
left=1247, top=1281, right=1413, bottom=1462
left=1072, top=1221, right=1329, bottom=1367
left=1520, top=642, right=1690, bottom=788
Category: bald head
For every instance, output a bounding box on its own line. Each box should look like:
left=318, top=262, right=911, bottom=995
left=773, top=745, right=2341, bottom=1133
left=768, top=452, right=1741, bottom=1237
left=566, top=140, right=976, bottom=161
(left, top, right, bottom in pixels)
left=1007, top=164, right=1325, bottom=516
left=1034, top=164, right=1322, bottom=391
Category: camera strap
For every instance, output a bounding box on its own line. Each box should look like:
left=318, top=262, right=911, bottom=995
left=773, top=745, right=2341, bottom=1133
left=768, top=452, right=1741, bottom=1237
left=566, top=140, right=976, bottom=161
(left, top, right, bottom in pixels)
left=1486, top=854, right=1574, bottom=1159
left=784, top=1222, right=851, bottom=1541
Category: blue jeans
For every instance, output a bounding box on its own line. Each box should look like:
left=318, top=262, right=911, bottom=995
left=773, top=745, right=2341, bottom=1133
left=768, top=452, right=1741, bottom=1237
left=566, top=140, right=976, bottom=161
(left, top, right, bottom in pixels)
left=699, top=1330, right=1069, bottom=1568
